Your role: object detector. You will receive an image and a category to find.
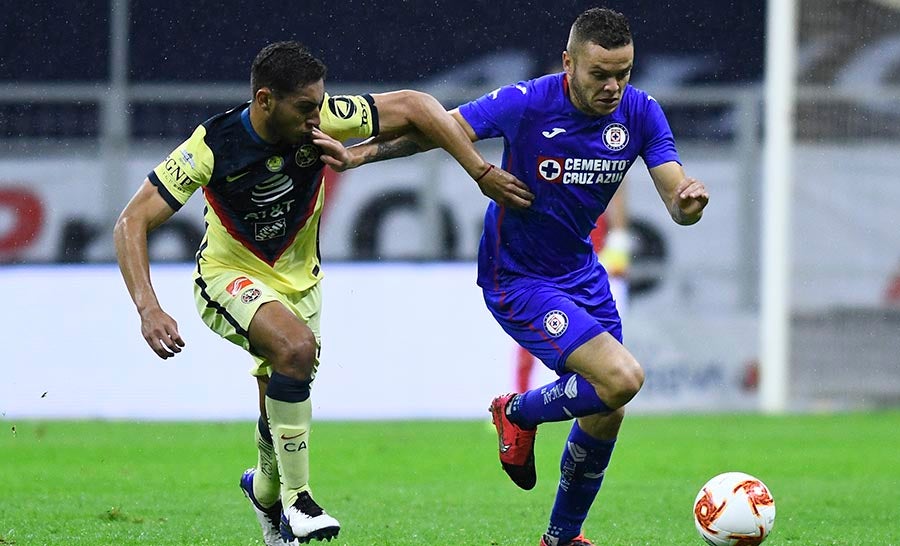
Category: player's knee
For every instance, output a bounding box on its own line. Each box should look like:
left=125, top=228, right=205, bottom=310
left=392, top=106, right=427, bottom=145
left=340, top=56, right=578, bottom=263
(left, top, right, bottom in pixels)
left=272, top=333, right=317, bottom=381
left=621, top=361, right=645, bottom=400
left=600, top=358, right=644, bottom=408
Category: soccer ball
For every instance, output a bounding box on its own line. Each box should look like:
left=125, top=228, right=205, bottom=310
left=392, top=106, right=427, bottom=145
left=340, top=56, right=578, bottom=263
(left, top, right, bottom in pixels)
left=693, top=472, right=776, bottom=546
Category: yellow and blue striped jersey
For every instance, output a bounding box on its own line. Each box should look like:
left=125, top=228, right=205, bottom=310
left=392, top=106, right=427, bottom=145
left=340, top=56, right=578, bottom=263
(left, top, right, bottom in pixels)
left=149, top=93, right=377, bottom=294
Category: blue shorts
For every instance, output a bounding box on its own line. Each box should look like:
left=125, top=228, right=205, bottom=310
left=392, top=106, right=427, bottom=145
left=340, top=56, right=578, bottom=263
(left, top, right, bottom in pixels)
left=483, top=274, right=622, bottom=374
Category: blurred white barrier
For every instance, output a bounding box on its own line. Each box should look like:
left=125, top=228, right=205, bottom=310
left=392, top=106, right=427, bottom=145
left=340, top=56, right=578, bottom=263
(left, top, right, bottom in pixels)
left=0, top=263, right=759, bottom=420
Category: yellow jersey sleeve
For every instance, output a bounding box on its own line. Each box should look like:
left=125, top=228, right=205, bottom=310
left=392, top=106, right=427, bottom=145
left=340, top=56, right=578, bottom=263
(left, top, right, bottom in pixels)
left=320, top=93, right=378, bottom=142
left=150, top=125, right=215, bottom=206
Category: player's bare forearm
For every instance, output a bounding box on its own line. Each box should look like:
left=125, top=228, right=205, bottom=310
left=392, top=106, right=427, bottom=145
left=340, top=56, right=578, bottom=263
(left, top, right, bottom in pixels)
left=649, top=162, right=708, bottom=225
left=113, top=179, right=185, bottom=358
left=348, top=130, right=436, bottom=167
left=349, top=130, right=535, bottom=209
left=371, top=91, right=489, bottom=178
left=114, top=184, right=169, bottom=315
left=114, top=213, right=160, bottom=315
left=354, top=92, right=534, bottom=208
left=314, top=127, right=431, bottom=172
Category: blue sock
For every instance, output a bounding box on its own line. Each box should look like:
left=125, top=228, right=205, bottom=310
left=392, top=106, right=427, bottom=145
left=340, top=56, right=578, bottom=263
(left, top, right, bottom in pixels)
left=509, top=373, right=611, bottom=429
left=257, top=415, right=273, bottom=444
left=266, top=371, right=311, bottom=402
left=546, top=422, right=616, bottom=543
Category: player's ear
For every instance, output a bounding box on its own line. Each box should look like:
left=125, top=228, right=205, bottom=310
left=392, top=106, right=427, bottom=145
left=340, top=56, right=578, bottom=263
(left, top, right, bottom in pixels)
left=255, top=87, right=273, bottom=112
left=562, top=51, right=574, bottom=75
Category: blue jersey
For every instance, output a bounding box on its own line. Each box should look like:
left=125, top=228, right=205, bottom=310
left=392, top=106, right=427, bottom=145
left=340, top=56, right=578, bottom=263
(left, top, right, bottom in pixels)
left=459, top=73, right=680, bottom=290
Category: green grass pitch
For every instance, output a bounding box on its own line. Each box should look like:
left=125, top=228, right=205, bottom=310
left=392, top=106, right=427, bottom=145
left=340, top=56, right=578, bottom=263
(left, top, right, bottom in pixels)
left=2, top=412, right=898, bottom=545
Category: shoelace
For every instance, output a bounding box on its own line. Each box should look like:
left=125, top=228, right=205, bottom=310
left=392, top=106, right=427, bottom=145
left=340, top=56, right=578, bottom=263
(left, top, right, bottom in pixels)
left=264, top=504, right=281, bottom=528
left=294, top=491, right=324, bottom=517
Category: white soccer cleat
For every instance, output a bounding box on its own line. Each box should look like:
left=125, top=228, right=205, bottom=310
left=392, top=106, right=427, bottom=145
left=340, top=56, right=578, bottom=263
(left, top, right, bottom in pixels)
left=240, top=468, right=299, bottom=546
left=279, top=490, right=341, bottom=543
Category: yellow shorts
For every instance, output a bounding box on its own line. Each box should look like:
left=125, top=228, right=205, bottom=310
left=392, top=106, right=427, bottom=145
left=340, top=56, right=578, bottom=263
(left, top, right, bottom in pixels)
left=193, top=267, right=322, bottom=378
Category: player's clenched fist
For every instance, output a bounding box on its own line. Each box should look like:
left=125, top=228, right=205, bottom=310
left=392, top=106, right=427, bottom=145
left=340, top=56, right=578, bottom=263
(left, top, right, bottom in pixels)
left=674, top=177, right=709, bottom=223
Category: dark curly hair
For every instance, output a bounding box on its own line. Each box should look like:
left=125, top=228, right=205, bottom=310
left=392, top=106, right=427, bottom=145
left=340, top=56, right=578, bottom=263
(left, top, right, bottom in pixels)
left=250, top=41, right=327, bottom=97
left=568, top=8, right=632, bottom=52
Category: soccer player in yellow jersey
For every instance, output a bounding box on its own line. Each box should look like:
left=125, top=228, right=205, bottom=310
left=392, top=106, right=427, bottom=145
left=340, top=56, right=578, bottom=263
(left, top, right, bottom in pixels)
left=114, top=41, right=534, bottom=545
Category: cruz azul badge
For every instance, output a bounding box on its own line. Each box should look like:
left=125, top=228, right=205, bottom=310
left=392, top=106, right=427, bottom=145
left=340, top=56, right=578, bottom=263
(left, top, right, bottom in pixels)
left=543, top=310, right=569, bottom=337
left=602, top=123, right=629, bottom=151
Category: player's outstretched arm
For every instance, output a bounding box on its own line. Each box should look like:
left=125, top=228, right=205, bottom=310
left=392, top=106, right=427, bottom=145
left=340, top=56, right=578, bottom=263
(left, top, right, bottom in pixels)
left=372, top=90, right=488, bottom=177
left=648, top=161, right=709, bottom=225
left=113, top=179, right=186, bottom=359
left=316, top=94, right=534, bottom=209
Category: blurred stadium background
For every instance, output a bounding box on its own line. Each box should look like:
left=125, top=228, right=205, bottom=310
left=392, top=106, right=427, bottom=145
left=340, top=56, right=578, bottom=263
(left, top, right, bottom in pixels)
left=1, top=0, right=899, bottom=420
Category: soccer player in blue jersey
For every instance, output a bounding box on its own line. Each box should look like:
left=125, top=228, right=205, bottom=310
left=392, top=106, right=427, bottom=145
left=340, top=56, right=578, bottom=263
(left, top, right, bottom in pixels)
left=335, top=8, right=709, bottom=545
left=114, top=41, right=532, bottom=546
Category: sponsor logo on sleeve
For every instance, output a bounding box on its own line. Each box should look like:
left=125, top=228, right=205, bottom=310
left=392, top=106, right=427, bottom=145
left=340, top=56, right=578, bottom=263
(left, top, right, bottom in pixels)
left=327, top=96, right=357, bottom=120
left=226, top=276, right=254, bottom=296
left=163, top=157, right=194, bottom=187
left=179, top=149, right=196, bottom=169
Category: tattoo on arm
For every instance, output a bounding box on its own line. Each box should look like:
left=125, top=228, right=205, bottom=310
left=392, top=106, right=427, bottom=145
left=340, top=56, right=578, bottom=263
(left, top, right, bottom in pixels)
left=370, top=137, right=425, bottom=163
left=352, top=128, right=437, bottom=167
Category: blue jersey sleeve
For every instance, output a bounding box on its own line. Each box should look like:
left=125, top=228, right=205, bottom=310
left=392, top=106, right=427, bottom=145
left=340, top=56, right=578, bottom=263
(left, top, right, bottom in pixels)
left=457, top=82, right=530, bottom=140
left=640, top=95, right=681, bottom=168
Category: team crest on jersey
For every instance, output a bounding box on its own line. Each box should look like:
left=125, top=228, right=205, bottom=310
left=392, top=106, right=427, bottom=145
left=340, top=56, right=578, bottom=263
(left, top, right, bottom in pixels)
left=266, top=155, right=284, bottom=172
left=226, top=276, right=254, bottom=296
left=543, top=310, right=569, bottom=337
left=295, top=144, right=319, bottom=168
left=602, top=123, right=629, bottom=151
left=241, top=287, right=262, bottom=304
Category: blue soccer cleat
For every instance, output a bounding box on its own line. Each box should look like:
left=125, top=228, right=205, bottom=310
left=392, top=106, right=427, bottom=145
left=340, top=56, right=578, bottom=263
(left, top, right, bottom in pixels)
left=240, top=468, right=298, bottom=546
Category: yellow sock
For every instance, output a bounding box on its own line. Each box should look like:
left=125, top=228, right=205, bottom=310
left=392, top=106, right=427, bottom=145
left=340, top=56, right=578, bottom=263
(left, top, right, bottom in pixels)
left=266, top=395, right=312, bottom=508
left=253, top=420, right=281, bottom=507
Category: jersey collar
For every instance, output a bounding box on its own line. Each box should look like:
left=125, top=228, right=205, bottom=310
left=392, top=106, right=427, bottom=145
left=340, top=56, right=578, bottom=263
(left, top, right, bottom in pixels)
left=241, top=106, right=270, bottom=146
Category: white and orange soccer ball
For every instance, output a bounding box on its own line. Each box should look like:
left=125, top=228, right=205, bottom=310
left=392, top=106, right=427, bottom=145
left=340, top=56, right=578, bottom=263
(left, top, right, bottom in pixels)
left=693, top=472, right=776, bottom=546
